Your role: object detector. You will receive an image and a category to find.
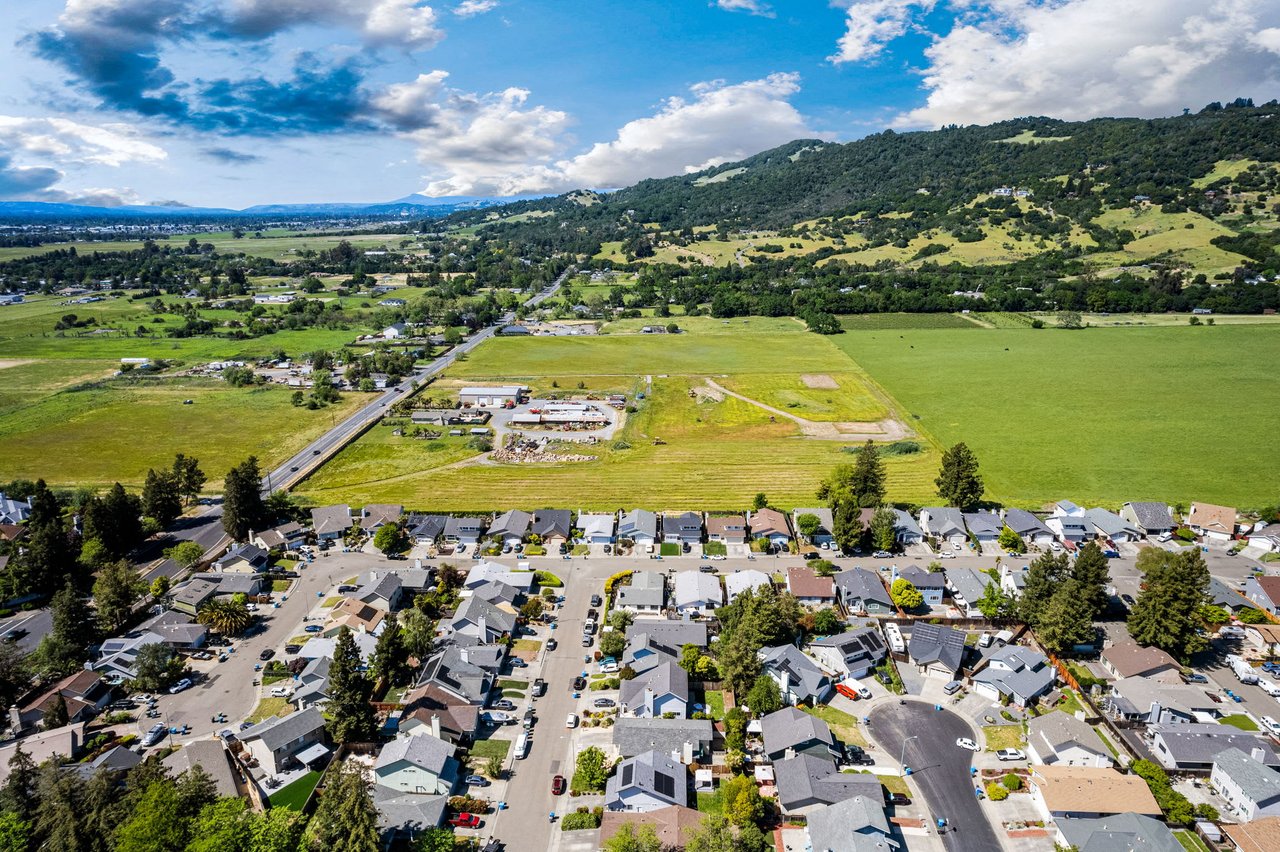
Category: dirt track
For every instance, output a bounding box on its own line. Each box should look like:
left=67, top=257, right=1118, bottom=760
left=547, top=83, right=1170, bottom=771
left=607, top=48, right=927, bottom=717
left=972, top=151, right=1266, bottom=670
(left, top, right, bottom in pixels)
left=703, top=378, right=915, bottom=442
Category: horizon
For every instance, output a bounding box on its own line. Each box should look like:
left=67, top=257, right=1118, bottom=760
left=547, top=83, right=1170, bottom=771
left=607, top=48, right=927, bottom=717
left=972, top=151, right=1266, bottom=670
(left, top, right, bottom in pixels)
left=2, top=1, right=1279, bottom=209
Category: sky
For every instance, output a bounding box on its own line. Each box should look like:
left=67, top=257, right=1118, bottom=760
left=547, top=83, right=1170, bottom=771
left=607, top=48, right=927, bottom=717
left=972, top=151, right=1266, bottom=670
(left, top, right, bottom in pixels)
left=1, top=0, right=1280, bottom=208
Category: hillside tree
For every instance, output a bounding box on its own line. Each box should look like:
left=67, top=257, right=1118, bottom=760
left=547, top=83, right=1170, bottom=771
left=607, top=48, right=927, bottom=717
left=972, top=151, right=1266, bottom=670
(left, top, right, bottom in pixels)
left=141, top=468, right=183, bottom=527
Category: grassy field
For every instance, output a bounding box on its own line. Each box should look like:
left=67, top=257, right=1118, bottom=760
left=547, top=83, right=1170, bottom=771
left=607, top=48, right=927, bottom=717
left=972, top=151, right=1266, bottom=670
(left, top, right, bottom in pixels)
left=838, top=313, right=983, bottom=331
left=0, top=378, right=365, bottom=490
left=835, top=324, right=1280, bottom=507
left=982, top=725, right=1025, bottom=751
left=717, top=372, right=887, bottom=421
left=1089, top=207, right=1248, bottom=275
left=0, top=230, right=414, bottom=263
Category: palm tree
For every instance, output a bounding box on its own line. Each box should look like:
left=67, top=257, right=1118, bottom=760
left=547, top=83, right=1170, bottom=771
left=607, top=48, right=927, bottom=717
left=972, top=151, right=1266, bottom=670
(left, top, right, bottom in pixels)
left=196, top=598, right=251, bottom=636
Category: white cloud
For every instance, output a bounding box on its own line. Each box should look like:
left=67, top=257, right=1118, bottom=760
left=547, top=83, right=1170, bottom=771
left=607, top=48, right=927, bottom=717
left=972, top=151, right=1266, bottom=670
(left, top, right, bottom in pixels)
left=0, top=116, right=167, bottom=167
left=402, top=72, right=822, bottom=196
left=896, top=0, right=1280, bottom=127
left=716, top=0, right=774, bottom=16
left=830, top=0, right=935, bottom=63
left=454, top=0, right=499, bottom=17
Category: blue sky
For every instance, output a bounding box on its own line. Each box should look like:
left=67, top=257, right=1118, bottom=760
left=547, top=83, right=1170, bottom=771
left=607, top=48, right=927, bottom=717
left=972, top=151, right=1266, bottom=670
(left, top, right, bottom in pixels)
left=2, top=0, right=1279, bottom=208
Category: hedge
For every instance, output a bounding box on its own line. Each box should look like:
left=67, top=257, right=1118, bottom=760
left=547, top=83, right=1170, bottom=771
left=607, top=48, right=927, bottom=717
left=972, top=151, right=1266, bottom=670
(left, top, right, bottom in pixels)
left=534, top=570, right=563, bottom=588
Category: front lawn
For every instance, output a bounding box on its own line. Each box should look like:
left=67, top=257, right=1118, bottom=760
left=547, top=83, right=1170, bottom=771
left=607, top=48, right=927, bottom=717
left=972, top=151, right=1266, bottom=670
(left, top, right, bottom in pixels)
left=703, top=541, right=727, bottom=556
left=660, top=543, right=681, bottom=556
left=268, top=771, right=321, bottom=811
left=570, top=545, right=590, bottom=556
left=469, top=738, right=511, bottom=765
left=247, top=697, right=293, bottom=724
left=843, top=768, right=909, bottom=796
left=982, top=725, right=1025, bottom=751
left=513, top=639, right=542, bottom=653
left=499, top=679, right=528, bottom=690
left=271, top=579, right=292, bottom=593
left=803, top=704, right=866, bottom=747
left=1220, top=714, right=1259, bottom=731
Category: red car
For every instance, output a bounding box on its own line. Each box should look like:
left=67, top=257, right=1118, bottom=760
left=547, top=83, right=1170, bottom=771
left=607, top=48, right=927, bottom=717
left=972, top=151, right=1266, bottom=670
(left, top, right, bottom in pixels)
left=552, top=775, right=566, bottom=795
left=448, top=814, right=482, bottom=828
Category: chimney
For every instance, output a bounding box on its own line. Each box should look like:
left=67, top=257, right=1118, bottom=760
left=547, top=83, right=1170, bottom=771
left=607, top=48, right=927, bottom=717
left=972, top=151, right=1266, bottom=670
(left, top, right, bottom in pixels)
left=682, top=741, right=694, bottom=765
left=431, top=714, right=441, bottom=739
left=645, top=686, right=655, bottom=715
left=779, top=670, right=791, bottom=701
left=1252, top=746, right=1267, bottom=763
left=415, top=558, right=422, bottom=570
left=477, top=615, right=487, bottom=641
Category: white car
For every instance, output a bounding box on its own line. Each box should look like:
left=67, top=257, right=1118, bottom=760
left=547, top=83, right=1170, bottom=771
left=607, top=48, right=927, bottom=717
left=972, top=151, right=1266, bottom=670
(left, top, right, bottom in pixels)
left=270, top=686, right=294, bottom=698
left=955, top=737, right=980, bottom=752
left=855, top=684, right=872, bottom=699
left=168, top=678, right=193, bottom=694
left=566, top=713, right=579, bottom=728
left=996, top=748, right=1026, bottom=761
left=1261, top=716, right=1280, bottom=736
left=939, top=551, right=956, bottom=559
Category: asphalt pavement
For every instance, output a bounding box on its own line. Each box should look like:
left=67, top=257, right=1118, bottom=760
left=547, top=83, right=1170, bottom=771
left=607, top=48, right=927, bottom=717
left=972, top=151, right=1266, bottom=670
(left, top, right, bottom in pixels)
left=867, top=700, right=1002, bottom=852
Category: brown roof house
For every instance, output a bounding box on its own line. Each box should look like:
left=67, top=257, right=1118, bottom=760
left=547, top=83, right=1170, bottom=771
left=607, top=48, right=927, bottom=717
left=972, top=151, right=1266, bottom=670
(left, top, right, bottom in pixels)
left=1030, top=765, right=1161, bottom=819
left=1246, top=576, right=1280, bottom=617
left=1224, top=816, right=1280, bottom=852
left=1188, top=502, right=1237, bottom=543
left=748, top=508, right=792, bottom=547
left=1100, top=641, right=1181, bottom=682
left=598, top=805, right=701, bottom=848
left=786, top=566, right=835, bottom=608
left=705, top=515, right=747, bottom=546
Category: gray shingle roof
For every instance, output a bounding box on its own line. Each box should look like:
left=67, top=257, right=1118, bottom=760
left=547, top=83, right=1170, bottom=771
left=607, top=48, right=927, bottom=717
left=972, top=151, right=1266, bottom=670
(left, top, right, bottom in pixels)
left=809, top=627, right=887, bottom=668
left=896, top=565, right=945, bottom=590
left=1148, top=723, right=1280, bottom=766
left=1085, top=508, right=1139, bottom=539
left=1056, top=813, right=1182, bottom=852
left=619, top=661, right=690, bottom=710
left=908, top=623, right=965, bottom=673
left=1214, top=747, right=1280, bottom=804
left=605, top=749, right=689, bottom=809
left=616, top=571, right=665, bottom=609
left=773, top=753, right=881, bottom=812
left=531, top=509, right=571, bottom=538
left=947, top=567, right=993, bottom=606
left=1028, top=711, right=1110, bottom=761
left=376, top=732, right=456, bottom=774
left=1124, top=502, right=1173, bottom=531
left=892, top=509, right=923, bottom=539
left=672, top=571, right=722, bottom=608
left=240, top=706, right=325, bottom=752
left=759, top=645, right=830, bottom=701
left=310, top=504, right=352, bottom=535
left=449, top=595, right=516, bottom=639
left=804, top=794, right=894, bottom=852
left=407, top=514, right=447, bottom=540
left=921, top=507, right=966, bottom=537
left=612, top=718, right=714, bottom=758
left=834, top=568, right=892, bottom=608
left=488, top=510, right=531, bottom=539
left=761, top=707, right=834, bottom=757
left=623, top=619, right=707, bottom=653
left=619, top=509, right=658, bottom=539
left=963, top=511, right=1002, bottom=536
left=1003, top=508, right=1051, bottom=537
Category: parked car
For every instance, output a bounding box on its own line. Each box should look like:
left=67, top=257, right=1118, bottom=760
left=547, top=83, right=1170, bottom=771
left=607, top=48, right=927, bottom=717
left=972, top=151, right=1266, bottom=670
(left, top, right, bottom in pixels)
left=490, top=699, right=516, bottom=711
left=593, top=698, right=617, bottom=708
left=955, top=738, right=979, bottom=751
left=586, top=609, right=599, bottom=620
left=1183, top=673, right=1208, bottom=684
left=269, top=686, right=294, bottom=698
left=448, top=814, right=481, bottom=828
left=258, top=649, right=275, bottom=661
left=142, top=724, right=167, bottom=747
left=551, top=775, right=566, bottom=795
left=509, top=658, right=528, bottom=668
left=854, top=683, right=872, bottom=699
left=168, top=678, right=193, bottom=694
left=886, top=793, right=911, bottom=806
left=523, top=709, right=536, bottom=729
left=590, top=595, right=602, bottom=607
left=996, top=748, right=1025, bottom=761
left=547, top=638, right=558, bottom=651
left=572, top=676, right=587, bottom=691
left=1261, top=716, right=1280, bottom=736
left=284, top=644, right=301, bottom=654
left=303, top=624, right=323, bottom=633
left=581, top=635, right=593, bottom=648
left=938, top=551, right=956, bottom=559
left=533, top=678, right=547, bottom=696
left=583, top=620, right=596, bottom=635
left=943, top=681, right=963, bottom=696
left=566, top=713, right=579, bottom=728
left=465, top=775, right=490, bottom=787
left=481, top=711, right=514, bottom=725
left=802, top=551, right=820, bottom=560
left=872, top=550, right=892, bottom=558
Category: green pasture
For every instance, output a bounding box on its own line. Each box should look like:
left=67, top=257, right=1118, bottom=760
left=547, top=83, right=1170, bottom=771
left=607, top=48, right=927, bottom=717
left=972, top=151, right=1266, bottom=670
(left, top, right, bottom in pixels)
left=0, top=230, right=414, bottom=263
left=838, top=313, right=982, bottom=331
left=716, top=372, right=887, bottom=422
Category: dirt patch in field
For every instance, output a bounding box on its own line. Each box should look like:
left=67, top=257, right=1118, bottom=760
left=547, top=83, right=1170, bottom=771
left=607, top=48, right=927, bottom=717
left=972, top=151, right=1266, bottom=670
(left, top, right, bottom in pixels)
left=0, top=360, right=35, bottom=370
left=703, top=378, right=915, bottom=442
left=800, top=373, right=839, bottom=389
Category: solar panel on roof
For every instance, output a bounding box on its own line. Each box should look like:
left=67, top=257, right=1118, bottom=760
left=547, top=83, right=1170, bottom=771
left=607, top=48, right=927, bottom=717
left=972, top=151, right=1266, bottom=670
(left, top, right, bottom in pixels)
left=621, top=764, right=633, bottom=787
left=654, top=772, right=675, bottom=798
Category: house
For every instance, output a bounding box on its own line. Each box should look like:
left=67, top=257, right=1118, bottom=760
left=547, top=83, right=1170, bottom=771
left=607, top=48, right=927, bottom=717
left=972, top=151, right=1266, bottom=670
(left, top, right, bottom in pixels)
left=360, top=504, right=403, bottom=532
left=1246, top=576, right=1280, bottom=616
left=239, top=707, right=328, bottom=776
left=1223, top=816, right=1280, bottom=852
left=1056, top=814, right=1182, bottom=852
left=171, top=578, right=220, bottom=616
left=0, top=723, right=87, bottom=783
left=792, top=508, right=834, bottom=546
left=892, top=565, right=945, bottom=607
left=96, top=617, right=209, bottom=680
left=891, top=509, right=924, bottom=545
left=1245, top=624, right=1280, bottom=658
left=1046, top=512, right=1090, bottom=543
left=1002, top=508, right=1055, bottom=548
left=497, top=324, right=530, bottom=335
left=289, top=656, right=333, bottom=709
left=300, top=631, right=378, bottom=663
left=1121, top=502, right=1175, bottom=537
left=662, top=512, right=703, bottom=545
left=406, top=514, right=448, bottom=545
left=352, top=572, right=405, bottom=611
left=999, top=563, right=1028, bottom=599
left=374, top=733, right=460, bottom=795
left=1106, top=678, right=1220, bottom=726
left=252, top=521, right=305, bottom=551
left=761, top=706, right=840, bottom=762
left=973, top=645, right=1055, bottom=706
left=214, top=543, right=269, bottom=573
left=487, top=510, right=531, bottom=547
left=325, top=598, right=386, bottom=636
left=907, top=623, right=966, bottom=679
left=804, top=795, right=899, bottom=852
left=808, top=627, right=887, bottom=680
left=373, top=787, right=448, bottom=849
left=832, top=568, right=892, bottom=615
left=531, top=509, right=572, bottom=550
left=785, top=566, right=835, bottom=607
left=163, top=740, right=240, bottom=798
left=672, top=571, right=722, bottom=615
left=963, top=511, right=1002, bottom=543
left=443, top=516, right=485, bottom=545
left=920, top=507, right=967, bottom=544
left=749, top=508, right=792, bottom=547
left=619, top=661, right=689, bottom=718
left=758, top=645, right=832, bottom=706
left=1147, top=723, right=1280, bottom=772
left=1085, top=507, right=1139, bottom=543
left=623, top=620, right=707, bottom=675
left=0, top=493, right=31, bottom=525
left=1211, top=747, right=1280, bottom=821
left=604, top=750, right=689, bottom=812
left=946, top=567, right=995, bottom=618
left=1100, top=641, right=1180, bottom=681
left=1248, top=524, right=1280, bottom=554
left=619, top=509, right=659, bottom=546
left=773, top=754, right=881, bottom=815
left=705, top=515, right=747, bottom=545
left=383, top=322, right=408, bottom=339
left=1189, top=502, right=1237, bottom=542
left=311, top=504, right=352, bottom=540
left=15, top=670, right=112, bottom=730
left=463, top=561, right=535, bottom=594
left=1209, top=576, right=1253, bottom=613
left=598, top=806, right=701, bottom=849
left=458, top=386, right=522, bottom=407
left=446, top=595, right=517, bottom=643
left=612, top=717, right=714, bottom=762
left=1030, top=766, right=1161, bottom=819
left=471, top=579, right=519, bottom=607
left=579, top=513, right=615, bottom=544
left=1027, top=712, right=1113, bottom=768
left=724, top=569, right=772, bottom=603
left=616, top=571, right=666, bottom=613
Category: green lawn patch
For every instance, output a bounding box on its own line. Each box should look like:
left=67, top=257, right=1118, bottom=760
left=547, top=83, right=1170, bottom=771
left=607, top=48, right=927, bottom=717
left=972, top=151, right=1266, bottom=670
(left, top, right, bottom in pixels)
left=702, top=541, right=727, bottom=556
left=498, top=679, right=528, bottom=690
left=696, top=790, right=724, bottom=818
left=1220, top=714, right=1259, bottom=731
left=271, top=579, right=292, bottom=593
left=703, top=690, right=725, bottom=720
left=842, top=769, right=909, bottom=796
left=468, top=738, right=511, bottom=764
left=534, top=570, right=562, bottom=587
left=803, top=704, right=866, bottom=747
left=321, top=596, right=343, bottom=608
left=1095, top=729, right=1121, bottom=760
left=513, top=639, right=542, bottom=653
left=1054, top=689, right=1085, bottom=717
left=982, top=725, right=1025, bottom=751
left=268, top=771, right=321, bottom=811
left=570, top=545, right=590, bottom=556
left=660, top=543, right=681, bottom=556
left=1173, top=829, right=1211, bottom=852
left=247, top=697, right=292, bottom=724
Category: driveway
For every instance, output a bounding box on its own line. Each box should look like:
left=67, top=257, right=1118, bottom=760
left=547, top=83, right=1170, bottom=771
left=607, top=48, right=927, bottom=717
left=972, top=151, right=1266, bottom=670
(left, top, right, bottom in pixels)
left=867, top=700, right=1002, bottom=852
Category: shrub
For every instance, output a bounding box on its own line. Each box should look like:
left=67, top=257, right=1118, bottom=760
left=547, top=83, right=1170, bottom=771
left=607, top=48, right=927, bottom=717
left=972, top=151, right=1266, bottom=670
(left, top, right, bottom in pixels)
left=604, top=570, right=634, bottom=595
left=448, top=795, right=488, bottom=814
left=985, top=783, right=1009, bottom=801
left=561, top=807, right=603, bottom=830
left=880, top=440, right=921, bottom=456
left=1002, top=773, right=1022, bottom=791
left=534, top=570, right=563, bottom=587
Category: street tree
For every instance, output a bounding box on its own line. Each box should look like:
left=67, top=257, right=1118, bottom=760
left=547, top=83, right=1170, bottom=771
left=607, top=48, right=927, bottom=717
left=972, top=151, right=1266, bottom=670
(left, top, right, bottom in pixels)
left=372, top=524, right=408, bottom=555
left=163, top=540, right=205, bottom=569
left=1071, top=541, right=1112, bottom=619
left=92, top=559, right=146, bottom=633
left=141, top=469, right=182, bottom=527
left=935, top=442, right=984, bottom=509
left=572, top=746, right=608, bottom=792
left=869, top=507, right=896, bottom=551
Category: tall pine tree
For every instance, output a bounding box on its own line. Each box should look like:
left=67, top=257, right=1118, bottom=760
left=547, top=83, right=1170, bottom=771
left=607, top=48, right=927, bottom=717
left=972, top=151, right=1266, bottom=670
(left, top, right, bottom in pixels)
left=1127, top=549, right=1210, bottom=661
left=326, top=627, right=376, bottom=743
left=935, top=442, right=984, bottom=509
left=141, top=469, right=182, bottom=527
left=221, top=457, right=266, bottom=542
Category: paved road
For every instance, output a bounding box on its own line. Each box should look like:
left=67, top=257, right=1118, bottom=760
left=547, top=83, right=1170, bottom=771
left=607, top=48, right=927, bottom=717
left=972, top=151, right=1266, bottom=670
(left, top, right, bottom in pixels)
left=867, top=700, right=1001, bottom=852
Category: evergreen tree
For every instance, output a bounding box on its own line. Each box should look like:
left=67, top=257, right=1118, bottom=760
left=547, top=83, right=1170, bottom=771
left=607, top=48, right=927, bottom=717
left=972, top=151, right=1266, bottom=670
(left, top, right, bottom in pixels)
left=1037, top=584, right=1097, bottom=655
left=745, top=675, right=782, bottom=716
left=33, top=760, right=83, bottom=851
left=172, top=454, right=207, bottom=506
left=141, top=468, right=182, bottom=527
left=221, top=457, right=266, bottom=542
left=1017, top=550, right=1070, bottom=627
left=82, top=483, right=142, bottom=560
left=935, top=442, right=984, bottom=509
left=1127, top=549, right=1210, bottom=661
left=0, top=747, right=38, bottom=828
left=326, top=627, right=376, bottom=743
left=848, top=440, right=886, bottom=507
left=92, top=559, right=145, bottom=633
left=869, top=507, right=896, bottom=551
left=830, top=496, right=862, bottom=553
left=370, top=613, right=408, bottom=687
left=1070, top=541, right=1112, bottom=619
left=0, top=642, right=31, bottom=713
left=15, top=481, right=79, bottom=596
left=301, top=762, right=380, bottom=852
left=42, top=694, right=69, bottom=730
left=35, top=584, right=98, bottom=675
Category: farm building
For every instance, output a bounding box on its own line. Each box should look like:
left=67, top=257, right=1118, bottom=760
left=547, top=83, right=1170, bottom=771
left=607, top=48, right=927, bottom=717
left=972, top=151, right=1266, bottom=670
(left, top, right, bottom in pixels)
left=459, top=386, right=524, bottom=406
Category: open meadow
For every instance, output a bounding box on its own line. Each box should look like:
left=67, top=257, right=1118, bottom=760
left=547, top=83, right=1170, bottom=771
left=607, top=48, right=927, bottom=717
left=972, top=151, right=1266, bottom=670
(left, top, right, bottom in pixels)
left=0, top=230, right=416, bottom=263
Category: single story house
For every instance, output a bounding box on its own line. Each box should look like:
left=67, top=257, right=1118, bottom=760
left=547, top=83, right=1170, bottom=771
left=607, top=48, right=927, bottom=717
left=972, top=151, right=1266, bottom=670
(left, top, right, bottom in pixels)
left=893, top=565, right=945, bottom=607
left=946, top=567, right=994, bottom=618
left=487, top=510, right=531, bottom=547
left=463, top=561, right=535, bottom=594
left=724, top=569, right=772, bottom=603
left=1031, top=766, right=1160, bottom=819
left=162, top=740, right=240, bottom=798
left=1106, top=679, right=1219, bottom=726
left=807, top=627, right=888, bottom=680
left=792, top=508, right=834, bottom=546
left=1246, top=576, right=1280, bottom=616
left=619, top=661, right=689, bottom=719
left=1027, top=711, right=1113, bottom=768
left=804, top=794, right=899, bottom=852
left=1211, top=747, right=1280, bottom=821
left=619, top=509, right=659, bottom=546
left=310, top=504, right=352, bottom=541
left=531, top=509, right=572, bottom=550
left=299, top=631, right=378, bottom=663
left=0, top=723, right=86, bottom=784
left=443, top=516, right=485, bottom=545
left=973, top=645, right=1055, bottom=707
left=758, top=644, right=832, bottom=706
left=1188, top=502, right=1237, bottom=542
left=406, top=514, right=448, bottom=545
left=1120, top=502, right=1175, bottom=537
left=1147, top=723, right=1280, bottom=772
left=748, top=508, right=792, bottom=547
left=612, top=717, right=714, bottom=762
left=616, top=571, right=666, bottom=614
left=604, top=750, right=689, bottom=813
left=373, top=787, right=448, bottom=849
left=1247, top=524, right=1280, bottom=554
left=383, top=322, right=408, bottom=338
left=761, top=706, right=840, bottom=762
left=662, top=512, right=703, bottom=545
left=892, top=509, right=924, bottom=546
left=374, top=732, right=460, bottom=795
left=963, top=511, right=1003, bottom=543
left=239, top=707, right=328, bottom=776
left=785, top=566, right=835, bottom=608
left=1002, top=508, right=1055, bottom=548
left=598, top=806, right=701, bottom=850
left=1085, top=507, right=1140, bottom=543
left=214, top=543, right=269, bottom=573
left=907, top=622, right=966, bottom=679
left=0, top=493, right=31, bottom=525
left=324, top=598, right=386, bottom=636
left=705, top=515, right=747, bottom=546
left=1056, top=814, right=1182, bottom=852
left=1100, top=642, right=1181, bottom=682
left=773, top=753, right=881, bottom=815
left=445, top=595, right=517, bottom=644
left=672, top=571, right=722, bottom=616
left=920, top=507, right=967, bottom=544
left=579, top=513, right=615, bottom=544
left=833, top=567, right=893, bottom=615
left=360, top=504, right=403, bottom=532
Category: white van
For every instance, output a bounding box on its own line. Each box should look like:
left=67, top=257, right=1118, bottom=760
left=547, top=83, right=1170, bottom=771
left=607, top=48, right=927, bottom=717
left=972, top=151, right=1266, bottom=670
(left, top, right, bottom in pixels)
left=1260, top=679, right=1280, bottom=698
left=514, top=732, right=530, bottom=759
